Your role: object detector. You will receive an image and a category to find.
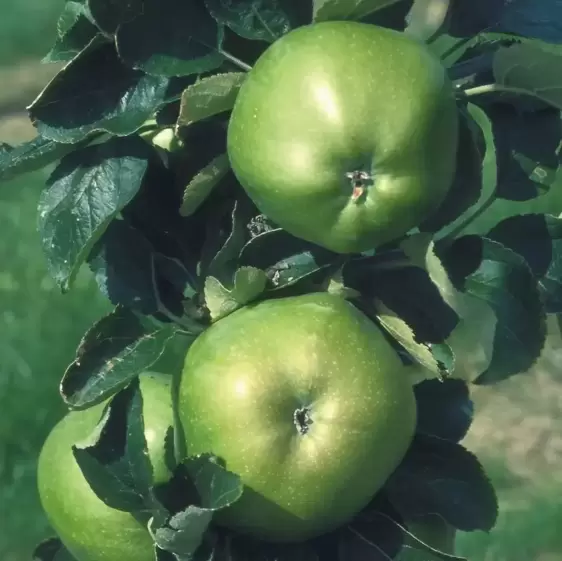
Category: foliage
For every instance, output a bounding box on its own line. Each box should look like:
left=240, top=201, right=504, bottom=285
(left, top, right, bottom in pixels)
left=1, top=0, right=562, bottom=560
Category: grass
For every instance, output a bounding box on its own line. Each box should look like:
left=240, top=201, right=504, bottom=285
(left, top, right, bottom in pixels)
left=0, top=0, right=64, bottom=67
left=0, top=169, right=111, bottom=560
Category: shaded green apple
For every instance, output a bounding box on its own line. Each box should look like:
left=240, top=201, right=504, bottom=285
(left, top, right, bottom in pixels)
left=178, top=292, right=417, bottom=542
left=228, top=21, right=458, bottom=253
left=37, top=372, right=173, bottom=561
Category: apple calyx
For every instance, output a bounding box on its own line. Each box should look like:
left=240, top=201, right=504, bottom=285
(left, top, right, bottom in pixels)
left=346, top=170, right=373, bottom=202
left=294, top=407, right=314, bottom=435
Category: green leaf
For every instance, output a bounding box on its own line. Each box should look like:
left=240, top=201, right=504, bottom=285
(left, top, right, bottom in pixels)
left=61, top=307, right=177, bottom=409
left=116, top=0, right=225, bottom=77
left=487, top=213, right=562, bottom=314
left=404, top=0, right=450, bottom=41
left=0, top=136, right=79, bottom=182
left=343, top=249, right=459, bottom=375
left=439, top=235, right=547, bottom=384
left=374, top=301, right=451, bottom=379
left=205, top=0, right=295, bottom=42
left=33, top=538, right=77, bottom=561
left=231, top=266, right=268, bottom=304
left=153, top=506, right=213, bottom=557
left=204, top=276, right=239, bottom=321
left=87, top=0, right=143, bottom=34
left=446, top=0, right=562, bottom=44
left=204, top=267, right=266, bottom=321
left=205, top=195, right=256, bottom=285
left=151, top=455, right=243, bottom=557
left=492, top=41, right=562, bottom=111
left=29, top=41, right=177, bottom=143
left=401, top=235, right=497, bottom=383
left=414, top=378, right=473, bottom=443
left=88, top=207, right=203, bottom=330
left=386, top=435, right=498, bottom=533
left=177, top=73, right=247, bottom=128
left=239, top=228, right=340, bottom=291
left=38, top=136, right=153, bottom=291
left=44, top=1, right=101, bottom=63
left=313, top=0, right=402, bottom=22
left=336, top=495, right=405, bottom=561
left=430, top=103, right=497, bottom=241
left=459, top=111, right=562, bottom=236
left=183, top=454, right=244, bottom=511
left=72, top=378, right=161, bottom=514
left=180, top=153, right=230, bottom=217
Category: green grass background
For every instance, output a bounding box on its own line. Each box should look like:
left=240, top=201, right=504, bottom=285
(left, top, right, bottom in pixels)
left=1, top=2, right=561, bottom=560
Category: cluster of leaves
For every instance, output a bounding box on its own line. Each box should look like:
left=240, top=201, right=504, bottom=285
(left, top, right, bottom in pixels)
left=0, top=0, right=558, bottom=560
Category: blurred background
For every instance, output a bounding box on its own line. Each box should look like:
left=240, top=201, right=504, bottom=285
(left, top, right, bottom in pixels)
left=0, top=2, right=560, bottom=560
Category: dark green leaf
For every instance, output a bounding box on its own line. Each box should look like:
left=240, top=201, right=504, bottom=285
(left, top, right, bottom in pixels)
left=414, top=378, right=473, bottom=443
left=61, top=307, right=176, bottom=408
left=488, top=213, right=562, bottom=313
left=336, top=494, right=405, bottom=561
left=152, top=456, right=243, bottom=557
left=0, top=136, right=80, bottom=182
left=420, top=103, right=490, bottom=236
left=122, top=160, right=205, bottom=290
left=239, top=228, right=340, bottom=290
left=206, top=194, right=256, bottom=284
left=386, top=435, right=498, bottom=532
left=205, top=0, right=295, bottom=42
left=29, top=41, right=175, bottom=143
left=33, top=538, right=77, bottom=561
left=313, top=0, right=402, bottom=22
left=177, top=73, right=247, bottom=128
left=38, top=136, right=153, bottom=291
left=488, top=105, right=561, bottom=202
left=184, top=454, right=244, bottom=511
left=344, top=254, right=459, bottom=346
left=87, top=0, right=144, bottom=34
left=116, top=0, right=225, bottom=77
left=446, top=0, right=562, bottom=43
left=153, top=506, right=213, bottom=557
left=439, top=235, right=546, bottom=384
left=44, top=1, right=101, bottom=63
left=88, top=220, right=162, bottom=315
left=431, top=103, right=497, bottom=241
left=492, top=41, right=562, bottom=110
left=72, top=378, right=160, bottom=514
left=180, top=153, right=231, bottom=217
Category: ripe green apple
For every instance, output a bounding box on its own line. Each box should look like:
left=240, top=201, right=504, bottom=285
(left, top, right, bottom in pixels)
left=398, top=514, right=456, bottom=560
left=37, top=372, right=173, bottom=561
left=228, top=21, right=458, bottom=254
left=178, top=292, right=417, bottom=542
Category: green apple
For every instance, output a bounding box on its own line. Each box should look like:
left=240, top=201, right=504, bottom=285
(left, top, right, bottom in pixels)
left=228, top=21, right=458, bottom=253
left=398, top=514, right=456, bottom=560
left=37, top=372, right=173, bottom=561
left=178, top=292, right=417, bottom=542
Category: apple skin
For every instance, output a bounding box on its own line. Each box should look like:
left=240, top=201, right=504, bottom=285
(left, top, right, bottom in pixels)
left=177, top=292, right=417, bottom=543
left=228, top=21, right=458, bottom=254
left=37, top=372, right=173, bottom=561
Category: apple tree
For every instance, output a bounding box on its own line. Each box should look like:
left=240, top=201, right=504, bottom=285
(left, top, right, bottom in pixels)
left=2, top=0, right=562, bottom=560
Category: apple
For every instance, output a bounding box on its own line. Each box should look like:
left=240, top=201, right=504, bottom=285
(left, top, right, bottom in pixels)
left=37, top=372, right=173, bottom=561
left=177, top=292, right=417, bottom=542
left=228, top=21, right=458, bottom=253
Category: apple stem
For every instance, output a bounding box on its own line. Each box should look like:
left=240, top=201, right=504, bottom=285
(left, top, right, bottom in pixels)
left=294, top=407, right=313, bottom=435
left=346, top=170, right=372, bottom=202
